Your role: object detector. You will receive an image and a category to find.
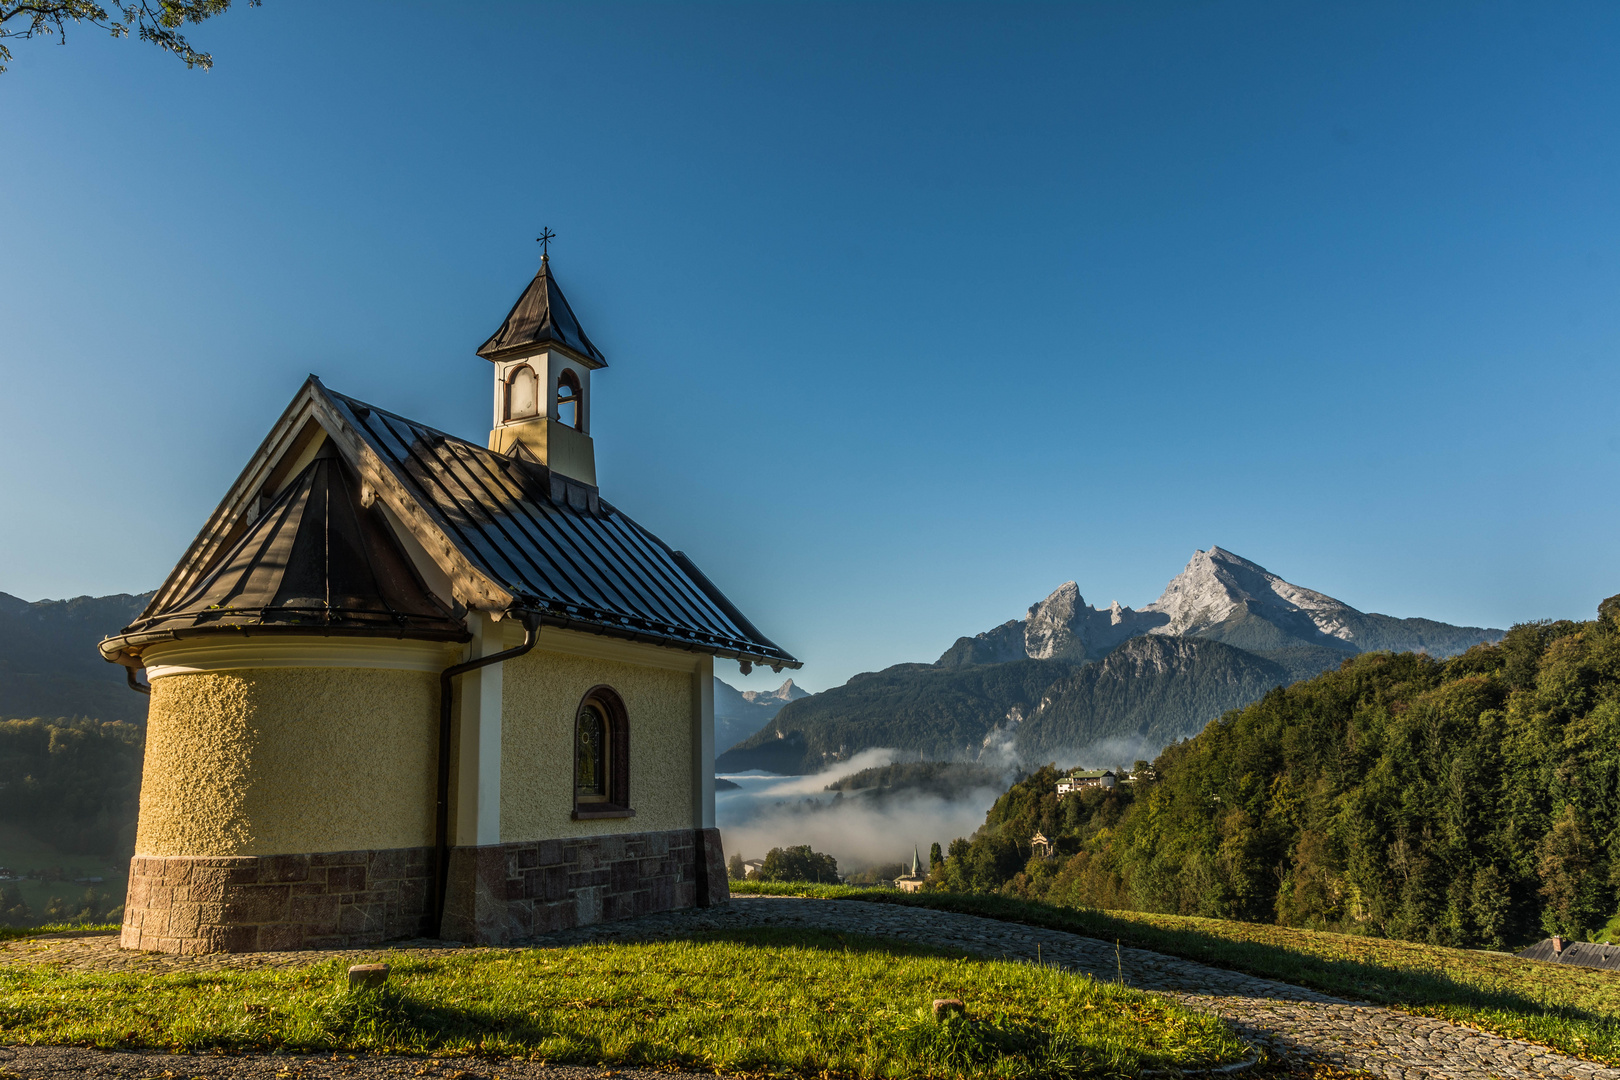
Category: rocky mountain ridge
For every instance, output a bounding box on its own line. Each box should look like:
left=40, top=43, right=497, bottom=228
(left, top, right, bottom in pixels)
left=714, top=676, right=809, bottom=752
left=941, top=547, right=1500, bottom=667
left=724, top=547, right=1506, bottom=774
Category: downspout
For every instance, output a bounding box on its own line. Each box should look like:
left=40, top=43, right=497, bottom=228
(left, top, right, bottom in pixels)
left=434, top=611, right=538, bottom=935
left=124, top=665, right=151, bottom=695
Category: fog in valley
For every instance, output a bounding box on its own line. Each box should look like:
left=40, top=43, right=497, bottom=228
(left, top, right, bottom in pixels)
left=717, top=739, right=1145, bottom=874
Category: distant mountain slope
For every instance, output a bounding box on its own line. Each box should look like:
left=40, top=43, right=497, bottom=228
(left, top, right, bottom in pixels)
left=714, top=676, right=808, bottom=752
left=717, top=660, right=1080, bottom=774
left=0, top=592, right=151, bottom=724
left=1011, top=635, right=1291, bottom=762
left=749, top=548, right=1505, bottom=775
left=719, top=636, right=1295, bottom=775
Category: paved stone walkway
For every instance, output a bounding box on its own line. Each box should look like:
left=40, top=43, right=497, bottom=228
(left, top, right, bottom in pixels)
left=2, top=898, right=1616, bottom=1080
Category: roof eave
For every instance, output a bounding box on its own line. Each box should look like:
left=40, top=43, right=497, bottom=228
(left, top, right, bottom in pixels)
left=518, top=606, right=801, bottom=671
left=476, top=337, right=608, bottom=370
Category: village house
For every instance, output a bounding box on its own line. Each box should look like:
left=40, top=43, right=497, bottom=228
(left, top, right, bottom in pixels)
left=99, top=246, right=798, bottom=954
left=1056, top=769, right=1116, bottom=798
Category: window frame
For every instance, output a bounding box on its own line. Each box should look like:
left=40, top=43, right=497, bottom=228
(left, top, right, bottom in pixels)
left=572, top=685, right=632, bottom=820
left=555, top=369, right=583, bottom=431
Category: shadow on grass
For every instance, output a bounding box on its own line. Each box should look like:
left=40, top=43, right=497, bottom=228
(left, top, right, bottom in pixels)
left=741, top=885, right=1620, bottom=1031
left=637, top=925, right=979, bottom=961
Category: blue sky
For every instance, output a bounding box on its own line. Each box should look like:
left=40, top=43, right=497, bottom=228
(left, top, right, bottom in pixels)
left=2, top=2, right=1617, bottom=692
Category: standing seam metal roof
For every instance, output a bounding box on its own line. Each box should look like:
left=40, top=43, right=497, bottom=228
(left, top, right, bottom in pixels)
left=326, top=388, right=797, bottom=668
left=101, top=453, right=468, bottom=651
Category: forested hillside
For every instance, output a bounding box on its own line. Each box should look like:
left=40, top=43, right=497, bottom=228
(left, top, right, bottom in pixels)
left=931, top=602, right=1620, bottom=948
left=0, top=718, right=144, bottom=856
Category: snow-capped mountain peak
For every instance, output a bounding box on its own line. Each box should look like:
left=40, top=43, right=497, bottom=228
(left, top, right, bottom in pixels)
left=937, top=546, right=1502, bottom=670
left=1141, top=546, right=1358, bottom=642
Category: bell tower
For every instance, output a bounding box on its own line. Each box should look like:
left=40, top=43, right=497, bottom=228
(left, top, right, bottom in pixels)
left=477, top=233, right=607, bottom=485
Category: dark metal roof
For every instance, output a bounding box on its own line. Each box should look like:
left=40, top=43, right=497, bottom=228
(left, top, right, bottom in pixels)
left=476, top=257, right=607, bottom=366
left=325, top=387, right=799, bottom=669
left=1517, top=938, right=1620, bottom=971
left=102, top=452, right=469, bottom=655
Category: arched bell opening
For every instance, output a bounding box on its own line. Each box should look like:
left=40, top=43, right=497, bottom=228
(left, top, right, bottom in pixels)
left=556, top=369, right=583, bottom=431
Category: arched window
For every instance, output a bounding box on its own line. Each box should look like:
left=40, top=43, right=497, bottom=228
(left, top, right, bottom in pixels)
left=556, top=369, right=582, bottom=431
left=573, top=686, right=631, bottom=818
left=507, top=365, right=538, bottom=420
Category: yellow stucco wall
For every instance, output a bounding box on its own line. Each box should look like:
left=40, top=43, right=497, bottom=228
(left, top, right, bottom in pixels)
left=500, top=646, right=694, bottom=842
left=137, top=667, right=438, bottom=857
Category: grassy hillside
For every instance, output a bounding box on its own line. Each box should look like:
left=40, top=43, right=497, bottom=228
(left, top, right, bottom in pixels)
left=0, top=822, right=127, bottom=928
left=0, top=928, right=1245, bottom=1075
left=927, top=601, right=1620, bottom=952
left=731, top=882, right=1620, bottom=1067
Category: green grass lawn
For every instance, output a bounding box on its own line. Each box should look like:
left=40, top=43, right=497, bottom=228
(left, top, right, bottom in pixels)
left=731, top=882, right=1620, bottom=1067
left=0, top=928, right=1245, bottom=1078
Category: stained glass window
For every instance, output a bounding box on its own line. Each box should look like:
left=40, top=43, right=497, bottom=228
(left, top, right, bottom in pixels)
left=576, top=702, right=606, bottom=798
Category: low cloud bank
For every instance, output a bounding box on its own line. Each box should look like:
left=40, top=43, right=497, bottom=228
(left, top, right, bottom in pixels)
left=717, top=748, right=1002, bottom=872
left=716, top=738, right=1161, bottom=874
left=1046, top=735, right=1154, bottom=774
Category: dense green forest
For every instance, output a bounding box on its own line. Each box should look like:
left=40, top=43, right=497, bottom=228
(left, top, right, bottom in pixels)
left=930, top=604, right=1620, bottom=948
left=0, top=718, right=144, bottom=857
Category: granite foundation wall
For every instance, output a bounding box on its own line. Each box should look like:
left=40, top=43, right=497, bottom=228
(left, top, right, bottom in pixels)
left=121, top=828, right=729, bottom=953
left=441, top=827, right=729, bottom=945
left=120, top=847, right=434, bottom=954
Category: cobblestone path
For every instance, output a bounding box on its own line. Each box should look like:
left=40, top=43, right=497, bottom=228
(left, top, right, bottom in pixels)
left=2, top=897, right=1616, bottom=1080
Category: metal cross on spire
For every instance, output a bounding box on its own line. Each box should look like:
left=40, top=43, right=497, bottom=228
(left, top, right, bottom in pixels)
left=536, top=227, right=556, bottom=262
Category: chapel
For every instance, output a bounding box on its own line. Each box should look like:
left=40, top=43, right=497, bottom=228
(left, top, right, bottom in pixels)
left=99, top=245, right=798, bottom=953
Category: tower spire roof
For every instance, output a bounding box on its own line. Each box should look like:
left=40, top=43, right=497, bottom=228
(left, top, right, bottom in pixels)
left=477, top=252, right=607, bottom=367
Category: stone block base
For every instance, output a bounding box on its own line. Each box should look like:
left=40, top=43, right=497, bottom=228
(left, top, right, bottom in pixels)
left=121, top=828, right=729, bottom=953
left=441, top=827, right=729, bottom=945
left=121, top=847, right=433, bottom=954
